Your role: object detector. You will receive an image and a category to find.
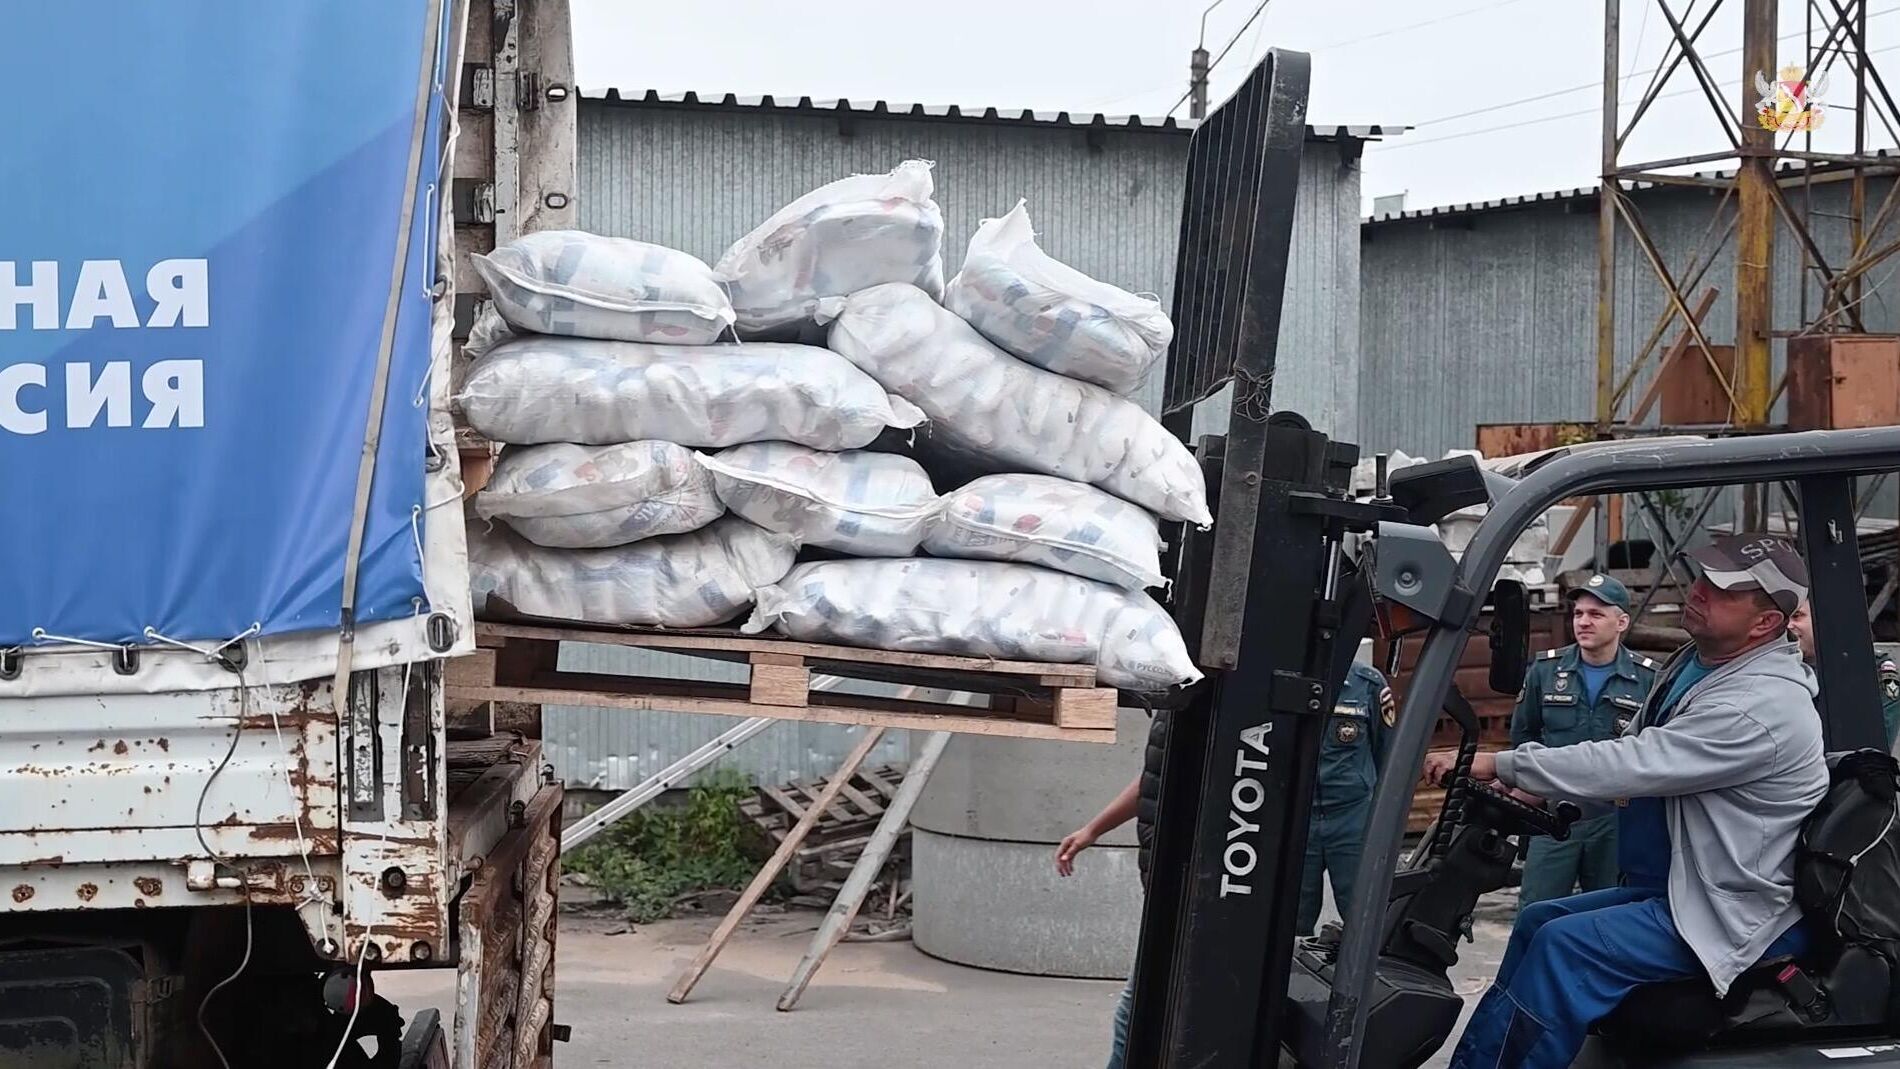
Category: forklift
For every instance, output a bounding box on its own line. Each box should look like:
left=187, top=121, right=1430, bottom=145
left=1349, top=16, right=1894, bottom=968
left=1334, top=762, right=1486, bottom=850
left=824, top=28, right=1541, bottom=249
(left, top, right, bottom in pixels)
left=1138, top=46, right=1900, bottom=1069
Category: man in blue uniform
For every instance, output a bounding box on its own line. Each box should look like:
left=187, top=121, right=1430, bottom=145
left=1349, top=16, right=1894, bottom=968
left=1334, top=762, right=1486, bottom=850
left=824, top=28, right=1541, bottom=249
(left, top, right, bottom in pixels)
left=1057, top=649, right=1396, bottom=1069
left=1509, top=574, right=1659, bottom=906
left=1427, top=534, right=1828, bottom=1069
left=1298, top=660, right=1399, bottom=936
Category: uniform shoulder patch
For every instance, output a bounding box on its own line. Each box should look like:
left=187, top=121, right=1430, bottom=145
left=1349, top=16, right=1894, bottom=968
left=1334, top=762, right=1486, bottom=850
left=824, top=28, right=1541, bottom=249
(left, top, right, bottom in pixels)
left=1538, top=648, right=1562, bottom=661
left=1636, top=655, right=1659, bottom=671
left=1380, top=687, right=1397, bottom=727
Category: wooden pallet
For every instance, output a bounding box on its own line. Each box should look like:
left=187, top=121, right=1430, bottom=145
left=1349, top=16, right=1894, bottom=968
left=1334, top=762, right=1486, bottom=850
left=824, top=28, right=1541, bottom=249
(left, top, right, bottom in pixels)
left=738, top=764, right=911, bottom=893
left=447, top=621, right=1118, bottom=743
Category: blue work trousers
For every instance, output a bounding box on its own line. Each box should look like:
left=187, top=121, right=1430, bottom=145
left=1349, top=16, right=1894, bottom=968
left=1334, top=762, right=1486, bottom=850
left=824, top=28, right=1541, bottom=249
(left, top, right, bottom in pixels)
left=1447, top=886, right=1808, bottom=1069
left=1299, top=795, right=1372, bottom=936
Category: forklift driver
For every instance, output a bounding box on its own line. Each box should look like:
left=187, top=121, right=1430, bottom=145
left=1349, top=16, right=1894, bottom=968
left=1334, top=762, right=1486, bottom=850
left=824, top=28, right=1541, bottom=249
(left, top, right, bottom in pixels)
left=1421, top=534, right=1828, bottom=1069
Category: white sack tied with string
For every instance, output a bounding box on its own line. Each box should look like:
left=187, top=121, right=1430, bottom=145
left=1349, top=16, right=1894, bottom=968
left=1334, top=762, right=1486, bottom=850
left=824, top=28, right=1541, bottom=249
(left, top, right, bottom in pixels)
left=467, top=516, right=797, bottom=628
left=925, top=473, right=1164, bottom=591
left=456, top=336, right=924, bottom=449
left=472, top=230, right=736, bottom=344
left=745, top=558, right=1201, bottom=692
left=698, top=443, right=939, bottom=557
left=472, top=441, right=724, bottom=549
left=823, top=282, right=1210, bottom=526
left=715, top=160, right=946, bottom=336
left=943, top=201, right=1172, bottom=394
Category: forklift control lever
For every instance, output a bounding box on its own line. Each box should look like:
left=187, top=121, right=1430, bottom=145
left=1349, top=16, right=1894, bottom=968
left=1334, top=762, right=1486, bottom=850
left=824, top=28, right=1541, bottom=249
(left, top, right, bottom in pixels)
left=1455, top=779, right=1582, bottom=842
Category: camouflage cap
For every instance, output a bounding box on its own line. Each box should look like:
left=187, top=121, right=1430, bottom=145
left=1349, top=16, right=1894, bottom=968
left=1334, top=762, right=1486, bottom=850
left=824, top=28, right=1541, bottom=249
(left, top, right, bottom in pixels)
left=1688, top=533, right=1808, bottom=614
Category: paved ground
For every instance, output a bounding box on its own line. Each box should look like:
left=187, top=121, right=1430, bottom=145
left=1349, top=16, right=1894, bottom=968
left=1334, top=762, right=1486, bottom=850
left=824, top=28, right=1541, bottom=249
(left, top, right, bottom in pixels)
left=381, top=891, right=1519, bottom=1069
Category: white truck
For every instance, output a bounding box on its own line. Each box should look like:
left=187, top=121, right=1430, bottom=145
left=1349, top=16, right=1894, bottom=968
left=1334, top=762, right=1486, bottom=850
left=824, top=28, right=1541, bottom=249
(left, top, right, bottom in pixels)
left=0, top=2, right=576, bottom=1066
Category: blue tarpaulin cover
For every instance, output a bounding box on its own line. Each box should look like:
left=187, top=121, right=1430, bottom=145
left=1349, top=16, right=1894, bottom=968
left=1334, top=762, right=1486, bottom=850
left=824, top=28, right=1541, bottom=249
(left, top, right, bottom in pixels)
left=0, top=3, right=447, bottom=646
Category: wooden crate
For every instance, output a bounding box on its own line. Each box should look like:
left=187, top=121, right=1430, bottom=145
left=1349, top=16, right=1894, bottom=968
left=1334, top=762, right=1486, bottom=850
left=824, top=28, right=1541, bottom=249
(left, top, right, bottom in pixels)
left=448, top=621, right=1119, bottom=744
left=738, top=765, right=910, bottom=893
left=1787, top=334, right=1900, bottom=430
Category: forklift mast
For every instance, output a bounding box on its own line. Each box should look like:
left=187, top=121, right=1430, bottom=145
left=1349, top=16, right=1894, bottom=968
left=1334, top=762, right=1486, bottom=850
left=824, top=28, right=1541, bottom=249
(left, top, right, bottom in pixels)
left=1142, top=46, right=1900, bottom=1069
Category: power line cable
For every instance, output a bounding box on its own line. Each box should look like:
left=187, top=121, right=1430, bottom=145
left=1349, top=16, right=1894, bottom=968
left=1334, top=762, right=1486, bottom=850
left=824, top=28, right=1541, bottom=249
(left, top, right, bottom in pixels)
left=1168, top=0, right=1275, bottom=117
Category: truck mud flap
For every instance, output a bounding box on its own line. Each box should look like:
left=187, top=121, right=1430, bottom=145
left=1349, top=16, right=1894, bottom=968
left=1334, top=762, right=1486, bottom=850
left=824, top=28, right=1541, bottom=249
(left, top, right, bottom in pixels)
left=453, top=782, right=562, bottom=1069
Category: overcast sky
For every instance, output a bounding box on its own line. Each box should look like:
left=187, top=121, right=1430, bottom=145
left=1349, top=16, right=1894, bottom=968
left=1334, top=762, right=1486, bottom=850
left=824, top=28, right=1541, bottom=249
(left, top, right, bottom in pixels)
left=572, top=0, right=1897, bottom=215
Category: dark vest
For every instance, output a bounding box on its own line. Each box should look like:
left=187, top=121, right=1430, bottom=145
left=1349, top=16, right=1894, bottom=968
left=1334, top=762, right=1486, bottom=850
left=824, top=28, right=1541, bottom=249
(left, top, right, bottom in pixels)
left=1135, top=708, right=1170, bottom=889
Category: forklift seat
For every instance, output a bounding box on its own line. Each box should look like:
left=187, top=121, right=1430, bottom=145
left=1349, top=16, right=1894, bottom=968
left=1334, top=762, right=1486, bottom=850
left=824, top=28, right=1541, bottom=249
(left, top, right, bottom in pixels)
left=1594, top=943, right=1894, bottom=1054
left=1598, top=750, right=1900, bottom=1055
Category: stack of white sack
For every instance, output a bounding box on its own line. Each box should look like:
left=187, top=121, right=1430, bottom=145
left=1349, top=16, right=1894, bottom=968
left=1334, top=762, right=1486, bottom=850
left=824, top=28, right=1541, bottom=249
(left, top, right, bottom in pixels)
left=472, top=229, right=735, bottom=344
left=456, top=227, right=911, bottom=627
left=697, top=443, right=940, bottom=558
left=824, top=282, right=1208, bottom=526
left=458, top=176, right=1205, bottom=693
left=716, top=160, right=946, bottom=339
left=721, top=202, right=1203, bottom=691
left=943, top=201, right=1172, bottom=395
left=472, top=441, right=723, bottom=549
left=457, top=336, right=923, bottom=449
left=745, top=559, right=1201, bottom=692
left=469, top=516, right=799, bottom=628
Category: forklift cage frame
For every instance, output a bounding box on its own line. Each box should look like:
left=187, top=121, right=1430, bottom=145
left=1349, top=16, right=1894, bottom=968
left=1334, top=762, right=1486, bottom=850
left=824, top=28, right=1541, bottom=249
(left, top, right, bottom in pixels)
left=1324, top=426, right=1900, bottom=1069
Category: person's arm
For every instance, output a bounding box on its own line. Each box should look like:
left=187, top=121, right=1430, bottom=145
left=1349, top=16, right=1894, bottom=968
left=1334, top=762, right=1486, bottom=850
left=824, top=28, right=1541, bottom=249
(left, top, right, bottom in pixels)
left=1508, top=667, right=1542, bottom=749
left=1056, top=775, right=1141, bottom=877
left=1494, top=700, right=1780, bottom=802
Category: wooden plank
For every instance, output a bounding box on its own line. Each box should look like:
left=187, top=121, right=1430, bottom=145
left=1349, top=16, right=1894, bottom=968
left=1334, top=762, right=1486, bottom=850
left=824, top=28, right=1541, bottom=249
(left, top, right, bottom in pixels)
left=474, top=621, right=1098, bottom=685
left=446, top=698, right=494, bottom=740
left=835, top=780, right=885, bottom=818
left=492, top=701, right=542, bottom=738
left=668, top=729, right=887, bottom=1004
left=749, top=662, right=810, bottom=708
left=761, top=784, right=809, bottom=821
left=858, top=768, right=899, bottom=798
left=445, top=648, right=497, bottom=690
left=792, top=779, right=857, bottom=823
left=451, top=681, right=1116, bottom=743
left=1052, top=688, right=1118, bottom=730
left=777, top=732, right=952, bottom=1011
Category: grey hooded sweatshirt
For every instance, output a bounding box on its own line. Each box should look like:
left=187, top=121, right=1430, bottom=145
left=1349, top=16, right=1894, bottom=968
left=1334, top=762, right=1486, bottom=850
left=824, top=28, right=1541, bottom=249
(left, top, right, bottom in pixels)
left=1494, top=637, right=1827, bottom=995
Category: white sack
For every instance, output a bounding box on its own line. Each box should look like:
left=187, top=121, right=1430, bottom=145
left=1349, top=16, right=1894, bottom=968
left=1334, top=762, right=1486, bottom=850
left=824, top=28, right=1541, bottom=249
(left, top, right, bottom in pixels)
left=472, top=230, right=735, bottom=344
left=926, top=473, right=1163, bottom=591
left=716, top=160, right=946, bottom=336
left=746, top=559, right=1201, bottom=692
left=944, top=201, right=1172, bottom=395
left=473, top=441, right=724, bottom=549
left=468, top=516, right=797, bottom=628
left=824, top=283, right=1211, bottom=526
left=698, top=443, right=939, bottom=557
left=457, top=336, right=925, bottom=449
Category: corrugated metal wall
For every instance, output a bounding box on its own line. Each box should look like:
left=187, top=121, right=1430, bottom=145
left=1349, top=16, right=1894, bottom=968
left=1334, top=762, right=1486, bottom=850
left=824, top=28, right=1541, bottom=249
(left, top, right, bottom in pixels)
left=542, top=98, right=1363, bottom=790
left=1360, top=176, right=1900, bottom=459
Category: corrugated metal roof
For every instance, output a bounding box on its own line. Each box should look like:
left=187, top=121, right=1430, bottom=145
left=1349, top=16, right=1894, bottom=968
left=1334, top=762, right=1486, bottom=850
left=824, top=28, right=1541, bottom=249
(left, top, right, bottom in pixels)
left=1366, top=148, right=1900, bottom=224
left=581, top=87, right=1405, bottom=141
